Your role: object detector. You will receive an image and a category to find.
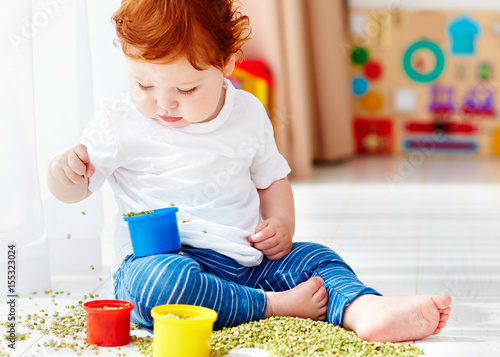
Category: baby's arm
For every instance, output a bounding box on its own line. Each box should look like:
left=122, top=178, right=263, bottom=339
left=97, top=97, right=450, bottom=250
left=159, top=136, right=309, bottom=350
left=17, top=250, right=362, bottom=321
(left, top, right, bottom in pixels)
left=248, top=177, right=295, bottom=260
left=47, top=143, right=95, bottom=203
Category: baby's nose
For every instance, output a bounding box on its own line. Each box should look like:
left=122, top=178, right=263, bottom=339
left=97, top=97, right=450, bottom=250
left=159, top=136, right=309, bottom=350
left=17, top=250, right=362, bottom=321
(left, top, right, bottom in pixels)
left=157, top=95, right=178, bottom=110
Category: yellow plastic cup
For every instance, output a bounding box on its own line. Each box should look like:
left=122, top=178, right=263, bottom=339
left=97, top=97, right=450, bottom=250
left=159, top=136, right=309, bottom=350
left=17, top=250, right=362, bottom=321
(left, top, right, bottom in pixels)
left=151, top=304, right=218, bottom=357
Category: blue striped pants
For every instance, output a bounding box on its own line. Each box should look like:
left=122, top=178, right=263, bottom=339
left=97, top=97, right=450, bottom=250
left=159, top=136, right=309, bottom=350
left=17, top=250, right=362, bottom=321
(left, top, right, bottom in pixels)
left=114, top=242, right=380, bottom=330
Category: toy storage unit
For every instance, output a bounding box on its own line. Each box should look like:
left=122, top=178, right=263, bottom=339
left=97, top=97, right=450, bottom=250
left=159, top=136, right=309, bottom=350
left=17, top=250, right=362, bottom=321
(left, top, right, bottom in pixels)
left=348, top=3, right=500, bottom=157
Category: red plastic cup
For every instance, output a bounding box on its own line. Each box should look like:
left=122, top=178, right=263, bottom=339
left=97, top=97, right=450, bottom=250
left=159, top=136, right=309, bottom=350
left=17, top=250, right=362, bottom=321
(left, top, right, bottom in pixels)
left=83, top=300, right=134, bottom=346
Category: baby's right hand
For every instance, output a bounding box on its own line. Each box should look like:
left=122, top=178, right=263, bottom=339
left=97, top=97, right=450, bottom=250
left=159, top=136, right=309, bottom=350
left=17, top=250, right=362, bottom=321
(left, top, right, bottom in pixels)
left=50, top=144, right=95, bottom=187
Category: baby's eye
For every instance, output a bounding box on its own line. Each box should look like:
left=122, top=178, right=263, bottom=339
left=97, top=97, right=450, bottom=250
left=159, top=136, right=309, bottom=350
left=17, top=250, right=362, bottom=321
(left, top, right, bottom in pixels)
left=137, top=82, right=154, bottom=91
left=177, top=86, right=198, bottom=95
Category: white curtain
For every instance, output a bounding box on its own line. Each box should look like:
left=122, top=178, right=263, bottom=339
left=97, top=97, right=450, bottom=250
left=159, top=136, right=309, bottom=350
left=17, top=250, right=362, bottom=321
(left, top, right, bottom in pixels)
left=1, top=0, right=126, bottom=295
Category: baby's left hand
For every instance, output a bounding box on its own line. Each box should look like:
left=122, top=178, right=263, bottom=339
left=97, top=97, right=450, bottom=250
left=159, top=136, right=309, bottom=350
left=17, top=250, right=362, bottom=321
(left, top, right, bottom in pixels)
left=248, top=217, right=293, bottom=260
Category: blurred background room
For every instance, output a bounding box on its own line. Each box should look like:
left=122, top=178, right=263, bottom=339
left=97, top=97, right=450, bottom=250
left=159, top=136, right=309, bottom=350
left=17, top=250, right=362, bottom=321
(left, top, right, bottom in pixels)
left=2, top=0, right=500, bottom=355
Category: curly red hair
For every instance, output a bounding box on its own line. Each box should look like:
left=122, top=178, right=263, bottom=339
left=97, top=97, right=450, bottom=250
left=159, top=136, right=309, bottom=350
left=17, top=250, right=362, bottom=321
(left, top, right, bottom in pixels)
left=112, top=0, right=250, bottom=70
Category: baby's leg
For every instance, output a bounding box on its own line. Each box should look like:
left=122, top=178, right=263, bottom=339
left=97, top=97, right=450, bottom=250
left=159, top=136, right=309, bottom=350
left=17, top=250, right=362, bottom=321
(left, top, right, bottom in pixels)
left=244, top=242, right=378, bottom=323
left=113, top=251, right=267, bottom=330
left=342, top=294, right=452, bottom=343
left=264, top=276, right=328, bottom=320
left=300, top=242, right=452, bottom=342
left=286, top=243, right=382, bottom=326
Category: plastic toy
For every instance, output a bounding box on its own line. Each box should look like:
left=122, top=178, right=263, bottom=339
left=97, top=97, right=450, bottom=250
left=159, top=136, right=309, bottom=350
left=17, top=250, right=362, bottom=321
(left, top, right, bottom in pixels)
left=462, top=86, right=495, bottom=116
left=477, top=62, right=492, bottom=82
left=404, top=120, right=477, bottom=135
left=351, top=76, right=369, bottom=96
left=123, top=207, right=181, bottom=257
left=447, top=15, right=481, bottom=56
left=360, top=90, right=384, bottom=113
left=350, top=46, right=369, bottom=65
left=491, top=127, right=500, bottom=156
left=353, top=117, right=393, bottom=154
left=429, top=85, right=456, bottom=114
left=152, top=304, right=217, bottom=357
left=83, top=300, right=134, bottom=347
left=229, top=59, right=272, bottom=111
left=403, top=136, right=478, bottom=155
left=402, top=39, right=445, bottom=83
left=363, top=60, right=383, bottom=80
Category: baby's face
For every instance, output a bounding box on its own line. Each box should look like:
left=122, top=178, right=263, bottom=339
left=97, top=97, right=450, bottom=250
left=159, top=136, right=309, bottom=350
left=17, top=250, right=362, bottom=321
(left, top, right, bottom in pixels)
left=126, top=55, right=234, bottom=128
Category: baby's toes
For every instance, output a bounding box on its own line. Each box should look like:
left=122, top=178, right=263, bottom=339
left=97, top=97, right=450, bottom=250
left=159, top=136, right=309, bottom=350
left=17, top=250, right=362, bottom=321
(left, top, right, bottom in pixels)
left=313, top=286, right=328, bottom=304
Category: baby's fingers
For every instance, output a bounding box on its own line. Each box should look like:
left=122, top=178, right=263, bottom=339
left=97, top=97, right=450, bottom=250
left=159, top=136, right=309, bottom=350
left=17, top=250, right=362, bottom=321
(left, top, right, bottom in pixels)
left=67, top=150, right=88, bottom=178
left=249, top=226, right=274, bottom=243
left=62, top=164, right=87, bottom=185
left=52, top=164, right=76, bottom=187
left=254, top=236, right=279, bottom=251
left=74, top=144, right=95, bottom=177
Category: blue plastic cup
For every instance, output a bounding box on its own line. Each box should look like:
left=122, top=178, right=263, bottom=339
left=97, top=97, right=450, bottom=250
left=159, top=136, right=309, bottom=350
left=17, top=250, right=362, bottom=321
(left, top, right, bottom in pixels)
left=123, top=207, right=181, bottom=257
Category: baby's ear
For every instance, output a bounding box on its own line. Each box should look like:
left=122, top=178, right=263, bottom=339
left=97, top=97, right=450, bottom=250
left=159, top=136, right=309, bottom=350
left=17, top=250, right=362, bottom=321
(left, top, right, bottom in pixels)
left=223, top=55, right=236, bottom=77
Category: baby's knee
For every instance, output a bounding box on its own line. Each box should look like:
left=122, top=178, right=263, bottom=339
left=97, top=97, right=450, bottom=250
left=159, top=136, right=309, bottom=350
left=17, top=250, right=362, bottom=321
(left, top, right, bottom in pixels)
left=119, top=253, right=201, bottom=301
left=115, top=253, right=203, bottom=326
left=294, top=242, right=343, bottom=260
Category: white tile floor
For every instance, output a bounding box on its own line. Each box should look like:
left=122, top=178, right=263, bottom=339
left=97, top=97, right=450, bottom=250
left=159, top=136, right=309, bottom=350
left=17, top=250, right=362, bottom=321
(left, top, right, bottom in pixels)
left=3, top=156, right=500, bottom=356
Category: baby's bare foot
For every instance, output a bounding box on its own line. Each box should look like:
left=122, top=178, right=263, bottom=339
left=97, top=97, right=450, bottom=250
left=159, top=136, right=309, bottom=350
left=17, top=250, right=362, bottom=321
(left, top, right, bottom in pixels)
left=265, top=276, right=328, bottom=321
left=342, top=294, right=451, bottom=343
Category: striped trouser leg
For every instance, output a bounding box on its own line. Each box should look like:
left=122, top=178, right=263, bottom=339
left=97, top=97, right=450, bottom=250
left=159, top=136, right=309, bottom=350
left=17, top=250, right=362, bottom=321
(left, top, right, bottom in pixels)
left=113, top=250, right=267, bottom=330
left=239, top=242, right=381, bottom=326
left=114, top=242, right=380, bottom=330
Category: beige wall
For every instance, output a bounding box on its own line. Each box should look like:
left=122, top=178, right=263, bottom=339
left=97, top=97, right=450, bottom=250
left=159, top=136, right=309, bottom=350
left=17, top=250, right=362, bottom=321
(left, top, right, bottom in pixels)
left=239, top=0, right=355, bottom=178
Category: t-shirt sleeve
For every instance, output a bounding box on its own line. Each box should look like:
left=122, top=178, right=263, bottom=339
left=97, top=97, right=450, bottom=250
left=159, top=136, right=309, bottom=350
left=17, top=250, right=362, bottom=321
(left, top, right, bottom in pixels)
left=77, top=112, right=118, bottom=193
left=250, top=104, right=291, bottom=189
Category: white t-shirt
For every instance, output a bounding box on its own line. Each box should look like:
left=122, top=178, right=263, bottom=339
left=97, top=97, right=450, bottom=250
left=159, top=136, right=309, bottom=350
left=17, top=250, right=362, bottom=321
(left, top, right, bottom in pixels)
left=78, top=79, right=291, bottom=270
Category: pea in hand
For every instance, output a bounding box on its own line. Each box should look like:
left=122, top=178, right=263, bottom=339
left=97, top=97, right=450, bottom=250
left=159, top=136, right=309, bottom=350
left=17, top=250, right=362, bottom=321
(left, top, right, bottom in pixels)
left=50, top=143, right=95, bottom=187
left=248, top=217, right=293, bottom=260
left=47, top=143, right=95, bottom=203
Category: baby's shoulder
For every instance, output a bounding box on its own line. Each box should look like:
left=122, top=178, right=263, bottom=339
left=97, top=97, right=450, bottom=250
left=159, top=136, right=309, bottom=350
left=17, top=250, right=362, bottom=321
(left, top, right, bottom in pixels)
left=234, top=88, right=265, bottom=110
left=231, top=89, right=271, bottom=133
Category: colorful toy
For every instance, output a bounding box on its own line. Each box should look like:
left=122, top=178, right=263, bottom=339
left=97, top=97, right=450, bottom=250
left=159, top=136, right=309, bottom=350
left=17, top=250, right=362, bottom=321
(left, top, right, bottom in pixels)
left=229, top=59, right=272, bottom=112
left=152, top=304, right=217, bottom=357
left=351, top=76, right=369, bottom=96
left=429, top=85, right=456, bottom=115
left=404, top=136, right=478, bottom=155
left=350, top=46, right=369, bottom=65
left=491, top=127, right=500, bottom=156
left=402, top=39, right=445, bottom=83
left=83, top=300, right=134, bottom=347
left=360, top=90, right=384, bottom=113
left=363, top=60, right=383, bottom=80
left=447, top=15, right=481, bottom=56
left=477, top=62, right=492, bottom=81
left=404, top=120, right=477, bottom=135
left=349, top=7, right=500, bottom=157
left=123, top=207, right=181, bottom=257
left=462, top=86, right=495, bottom=116
left=353, top=117, right=393, bottom=154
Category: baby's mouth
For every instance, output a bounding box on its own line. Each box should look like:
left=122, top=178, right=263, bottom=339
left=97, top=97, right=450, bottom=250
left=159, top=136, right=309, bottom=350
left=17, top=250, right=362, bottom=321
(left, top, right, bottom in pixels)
left=158, top=115, right=182, bottom=123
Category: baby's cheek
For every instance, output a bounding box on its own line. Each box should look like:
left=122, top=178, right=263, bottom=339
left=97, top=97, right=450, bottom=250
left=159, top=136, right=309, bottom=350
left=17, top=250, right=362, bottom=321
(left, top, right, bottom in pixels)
left=132, top=98, right=155, bottom=118
left=130, top=87, right=149, bottom=104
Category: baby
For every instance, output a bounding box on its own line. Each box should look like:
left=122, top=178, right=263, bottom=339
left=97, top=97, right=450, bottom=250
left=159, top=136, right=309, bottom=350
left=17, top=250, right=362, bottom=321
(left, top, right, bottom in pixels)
left=47, top=0, right=451, bottom=342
